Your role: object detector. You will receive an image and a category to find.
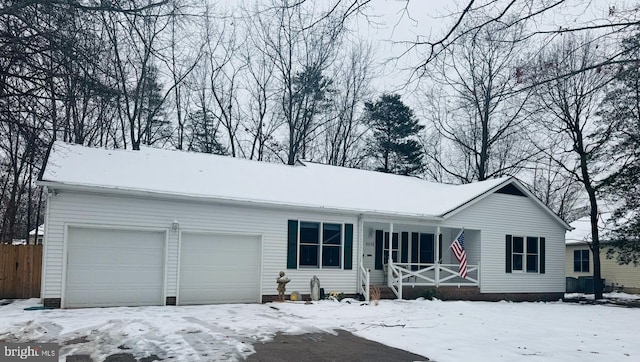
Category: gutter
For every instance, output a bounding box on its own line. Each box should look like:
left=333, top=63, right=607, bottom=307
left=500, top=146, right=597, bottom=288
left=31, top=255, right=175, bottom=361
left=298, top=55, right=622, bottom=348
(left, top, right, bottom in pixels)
left=37, top=180, right=446, bottom=222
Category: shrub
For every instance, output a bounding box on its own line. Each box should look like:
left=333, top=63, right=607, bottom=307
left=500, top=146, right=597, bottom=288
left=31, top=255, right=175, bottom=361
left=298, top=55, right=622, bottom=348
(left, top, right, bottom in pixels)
left=420, top=289, right=440, bottom=300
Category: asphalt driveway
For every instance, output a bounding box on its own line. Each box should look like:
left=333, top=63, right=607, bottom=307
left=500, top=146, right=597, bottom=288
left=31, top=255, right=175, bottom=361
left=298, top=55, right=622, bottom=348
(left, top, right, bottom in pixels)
left=247, top=329, right=428, bottom=362
left=64, top=330, right=429, bottom=361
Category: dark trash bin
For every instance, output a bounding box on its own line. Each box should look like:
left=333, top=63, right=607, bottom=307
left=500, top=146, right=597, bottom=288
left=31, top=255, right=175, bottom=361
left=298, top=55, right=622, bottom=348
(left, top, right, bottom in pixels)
left=566, top=277, right=579, bottom=293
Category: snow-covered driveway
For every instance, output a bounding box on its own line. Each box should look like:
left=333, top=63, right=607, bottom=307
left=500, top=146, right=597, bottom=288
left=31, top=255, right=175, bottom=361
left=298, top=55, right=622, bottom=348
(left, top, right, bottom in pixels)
left=0, top=297, right=638, bottom=361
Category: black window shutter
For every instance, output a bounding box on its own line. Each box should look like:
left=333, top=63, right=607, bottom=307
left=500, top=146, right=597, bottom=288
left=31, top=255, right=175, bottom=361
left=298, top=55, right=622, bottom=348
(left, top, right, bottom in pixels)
left=539, top=237, right=546, bottom=274
left=438, top=234, right=443, bottom=261
left=287, top=220, right=298, bottom=269
left=401, top=232, right=409, bottom=263
left=375, top=230, right=383, bottom=270
left=505, top=234, right=512, bottom=273
left=344, top=224, right=354, bottom=270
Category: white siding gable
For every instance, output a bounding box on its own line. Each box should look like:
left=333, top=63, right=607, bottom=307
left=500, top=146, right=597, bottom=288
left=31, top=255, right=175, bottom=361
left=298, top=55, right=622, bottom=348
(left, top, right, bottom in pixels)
left=445, top=192, right=566, bottom=293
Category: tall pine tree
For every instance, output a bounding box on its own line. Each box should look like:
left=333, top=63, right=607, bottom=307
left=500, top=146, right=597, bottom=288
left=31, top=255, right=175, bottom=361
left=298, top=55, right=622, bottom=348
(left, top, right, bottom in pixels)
left=364, top=94, right=424, bottom=175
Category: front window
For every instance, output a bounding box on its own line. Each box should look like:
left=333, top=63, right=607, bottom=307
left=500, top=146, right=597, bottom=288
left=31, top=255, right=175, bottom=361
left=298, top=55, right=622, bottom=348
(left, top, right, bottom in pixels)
left=299, top=221, right=342, bottom=268
left=573, top=249, right=589, bottom=272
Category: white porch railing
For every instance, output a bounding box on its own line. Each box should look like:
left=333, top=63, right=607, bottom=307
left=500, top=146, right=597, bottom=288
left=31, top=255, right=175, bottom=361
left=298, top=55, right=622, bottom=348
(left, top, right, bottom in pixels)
left=387, top=257, right=479, bottom=299
left=359, top=263, right=370, bottom=302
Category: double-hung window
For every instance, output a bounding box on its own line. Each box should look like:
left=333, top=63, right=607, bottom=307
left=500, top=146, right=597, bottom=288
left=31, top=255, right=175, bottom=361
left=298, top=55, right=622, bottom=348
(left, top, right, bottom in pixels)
left=506, top=235, right=545, bottom=274
left=526, top=236, right=539, bottom=272
left=298, top=221, right=342, bottom=268
left=299, top=222, right=321, bottom=267
left=573, top=249, right=590, bottom=272
left=322, top=223, right=342, bottom=267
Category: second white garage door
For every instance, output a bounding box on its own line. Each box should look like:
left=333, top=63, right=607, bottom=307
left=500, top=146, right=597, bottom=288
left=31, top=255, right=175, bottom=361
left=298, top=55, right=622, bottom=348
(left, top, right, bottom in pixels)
left=179, top=233, right=261, bottom=304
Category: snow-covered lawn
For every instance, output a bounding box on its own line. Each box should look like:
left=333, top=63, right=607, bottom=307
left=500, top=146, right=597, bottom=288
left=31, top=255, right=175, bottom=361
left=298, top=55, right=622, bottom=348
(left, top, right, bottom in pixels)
left=0, top=296, right=638, bottom=361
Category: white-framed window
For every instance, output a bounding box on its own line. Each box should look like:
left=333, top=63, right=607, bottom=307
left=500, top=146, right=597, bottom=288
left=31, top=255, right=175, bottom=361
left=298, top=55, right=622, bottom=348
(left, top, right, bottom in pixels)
left=573, top=249, right=590, bottom=272
left=511, top=236, right=539, bottom=273
left=298, top=221, right=342, bottom=268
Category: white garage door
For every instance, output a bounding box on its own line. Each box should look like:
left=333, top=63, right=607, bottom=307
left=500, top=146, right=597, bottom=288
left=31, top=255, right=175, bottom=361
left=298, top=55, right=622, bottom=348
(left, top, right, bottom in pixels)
left=66, top=227, right=165, bottom=308
left=179, top=233, right=261, bottom=305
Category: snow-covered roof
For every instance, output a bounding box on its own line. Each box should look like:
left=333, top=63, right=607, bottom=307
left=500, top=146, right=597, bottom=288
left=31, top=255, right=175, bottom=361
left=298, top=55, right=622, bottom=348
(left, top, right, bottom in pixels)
left=566, top=212, right=617, bottom=245
left=41, top=142, right=537, bottom=219
left=29, top=224, right=44, bottom=236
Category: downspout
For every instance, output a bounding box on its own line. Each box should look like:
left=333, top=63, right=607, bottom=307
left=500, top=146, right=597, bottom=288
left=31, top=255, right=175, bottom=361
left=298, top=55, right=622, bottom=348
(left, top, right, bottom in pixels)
left=40, top=187, right=52, bottom=303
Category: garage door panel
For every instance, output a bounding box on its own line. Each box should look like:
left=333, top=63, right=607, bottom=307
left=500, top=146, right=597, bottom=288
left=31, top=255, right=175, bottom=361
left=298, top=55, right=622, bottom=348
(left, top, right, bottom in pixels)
left=66, top=228, right=165, bottom=308
left=179, top=233, right=260, bottom=305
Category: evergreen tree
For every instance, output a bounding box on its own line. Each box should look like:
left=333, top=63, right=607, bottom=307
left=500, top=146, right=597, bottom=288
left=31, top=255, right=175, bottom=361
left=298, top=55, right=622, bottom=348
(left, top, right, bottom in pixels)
left=599, top=33, right=640, bottom=265
left=186, top=110, right=227, bottom=155
left=363, top=94, right=425, bottom=175
left=285, top=65, right=333, bottom=164
left=140, top=65, right=172, bottom=147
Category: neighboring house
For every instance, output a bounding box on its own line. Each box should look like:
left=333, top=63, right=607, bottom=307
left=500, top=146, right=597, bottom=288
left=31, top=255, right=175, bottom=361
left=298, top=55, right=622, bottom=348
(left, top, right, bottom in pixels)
left=29, top=224, right=45, bottom=245
left=38, top=142, right=570, bottom=308
left=566, top=216, right=640, bottom=294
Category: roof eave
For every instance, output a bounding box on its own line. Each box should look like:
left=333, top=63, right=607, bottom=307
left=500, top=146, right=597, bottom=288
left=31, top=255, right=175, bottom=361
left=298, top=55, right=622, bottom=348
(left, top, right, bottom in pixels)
left=38, top=180, right=445, bottom=222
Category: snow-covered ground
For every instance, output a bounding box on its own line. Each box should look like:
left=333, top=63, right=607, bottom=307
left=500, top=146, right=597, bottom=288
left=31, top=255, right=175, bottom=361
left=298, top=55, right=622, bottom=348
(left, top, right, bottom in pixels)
left=0, top=295, right=638, bottom=361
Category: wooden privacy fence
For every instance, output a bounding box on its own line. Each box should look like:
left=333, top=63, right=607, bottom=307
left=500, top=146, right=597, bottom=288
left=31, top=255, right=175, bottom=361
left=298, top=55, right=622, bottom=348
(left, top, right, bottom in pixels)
left=0, top=244, right=42, bottom=298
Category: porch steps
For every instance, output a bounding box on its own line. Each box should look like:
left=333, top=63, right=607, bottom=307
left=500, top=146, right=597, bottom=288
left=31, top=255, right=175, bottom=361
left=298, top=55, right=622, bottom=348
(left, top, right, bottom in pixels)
left=370, top=285, right=397, bottom=300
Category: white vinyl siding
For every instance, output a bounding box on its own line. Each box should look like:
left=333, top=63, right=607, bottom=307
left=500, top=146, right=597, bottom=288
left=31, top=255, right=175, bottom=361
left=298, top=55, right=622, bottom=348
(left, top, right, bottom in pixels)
left=445, top=193, right=566, bottom=294
left=43, top=191, right=360, bottom=302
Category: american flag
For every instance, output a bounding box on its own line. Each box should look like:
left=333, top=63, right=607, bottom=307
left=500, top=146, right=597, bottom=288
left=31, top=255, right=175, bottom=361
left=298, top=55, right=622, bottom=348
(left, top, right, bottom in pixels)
left=450, top=230, right=468, bottom=279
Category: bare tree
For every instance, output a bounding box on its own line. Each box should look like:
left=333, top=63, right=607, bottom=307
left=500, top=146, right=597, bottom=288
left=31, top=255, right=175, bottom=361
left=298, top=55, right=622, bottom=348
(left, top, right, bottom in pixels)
left=238, top=13, right=281, bottom=161
left=528, top=153, right=584, bottom=223
left=205, top=16, right=243, bottom=157
left=531, top=34, right=615, bottom=299
left=164, top=1, right=202, bottom=150
left=254, top=0, right=346, bottom=165
left=322, top=40, right=374, bottom=167
left=423, top=16, right=535, bottom=183
left=101, top=0, right=180, bottom=150
left=407, top=1, right=638, bottom=83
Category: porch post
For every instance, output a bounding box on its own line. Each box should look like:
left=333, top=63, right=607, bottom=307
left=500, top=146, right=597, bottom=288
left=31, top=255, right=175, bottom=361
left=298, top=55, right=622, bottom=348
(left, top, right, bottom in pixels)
left=389, top=222, right=394, bottom=261
left=387, top=222, right=394, bottom=289
left=435, top=226, right=440, bottom=287
left=357, top=214, right=363, bottom=290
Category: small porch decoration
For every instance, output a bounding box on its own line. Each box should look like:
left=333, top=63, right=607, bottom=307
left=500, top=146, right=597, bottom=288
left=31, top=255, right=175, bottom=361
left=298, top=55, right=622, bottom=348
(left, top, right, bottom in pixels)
left=276, top=271, right=291, bottom=302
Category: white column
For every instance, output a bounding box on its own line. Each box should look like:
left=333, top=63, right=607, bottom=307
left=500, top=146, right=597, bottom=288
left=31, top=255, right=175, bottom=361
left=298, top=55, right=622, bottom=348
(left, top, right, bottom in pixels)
left=435, top=226, right=441, bottom=287
left=389, top=222, right=394, bottom=262
left=357, top=214, right=363, bottom=290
